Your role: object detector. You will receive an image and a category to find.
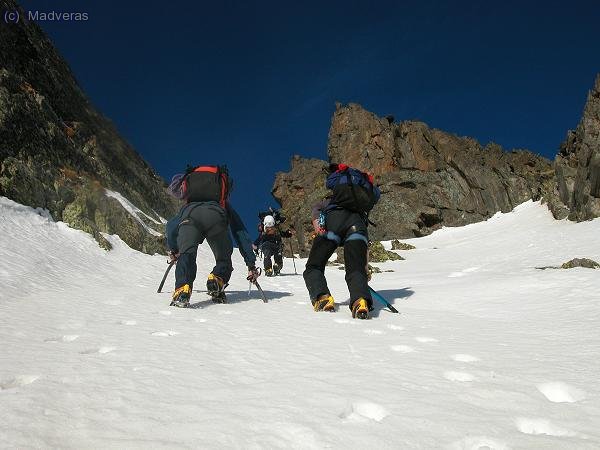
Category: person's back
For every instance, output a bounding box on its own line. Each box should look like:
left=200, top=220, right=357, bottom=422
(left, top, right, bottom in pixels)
left=303, top=163, right=380, bottom=319
left=166, top=165, right=259, bottom=307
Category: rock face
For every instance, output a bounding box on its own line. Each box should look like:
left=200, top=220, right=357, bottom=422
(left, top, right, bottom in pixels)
left=552, top=75, right=600, bottom=221
left=0, top=0, right=178, bottom=253
left=272, top=156, right=329, bottom=256
left=274, top=104, right=554, bottom=254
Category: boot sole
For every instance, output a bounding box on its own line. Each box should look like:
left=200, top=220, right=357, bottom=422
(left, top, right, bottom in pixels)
left=314, top=302, right=335, bottom=312
left=211, top=294, right=227, bottom=304
left=170, top=300, right=190, bottom=308
left=206, top=280, right=224, bottom=298
left=354, top=310, right=369, bottom=319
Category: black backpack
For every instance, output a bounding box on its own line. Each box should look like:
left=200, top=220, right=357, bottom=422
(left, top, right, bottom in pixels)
left=183, top=165, right=232, bottom=207
left=326, top=164, right=381, bottom=213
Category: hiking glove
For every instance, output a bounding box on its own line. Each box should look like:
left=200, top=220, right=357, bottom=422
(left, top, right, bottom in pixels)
left=167, top=250, right=179, bottom=263
left=247, top=266, right=261, bottom=282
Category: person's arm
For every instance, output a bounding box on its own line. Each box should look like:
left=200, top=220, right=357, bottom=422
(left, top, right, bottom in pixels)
left=226, top=203, right=257, bottom=268
left=166, top=214, right=180, bottom=252
left=311, top=199, right=329, bottom=235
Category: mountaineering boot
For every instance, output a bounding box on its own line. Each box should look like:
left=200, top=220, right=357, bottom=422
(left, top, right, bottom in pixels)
left=313, top=294, right=335, bottom=312
left=211, top=290, right=227, bottom=304
left=171, top=284, right=191, bottom=308
left=207, top=273, right=225, bottom=299
left=273, top=263, right=281, bottom=276
left=265, top=268, right=274, bottom=277
left=351, top=298, right=369, bottom=319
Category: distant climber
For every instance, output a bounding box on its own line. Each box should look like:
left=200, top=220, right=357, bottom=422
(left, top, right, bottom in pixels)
left=254, top=209, right=293, bottom=276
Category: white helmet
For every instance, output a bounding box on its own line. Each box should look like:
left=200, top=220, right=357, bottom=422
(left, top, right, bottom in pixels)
left=263, top=215, right=275, bottom=228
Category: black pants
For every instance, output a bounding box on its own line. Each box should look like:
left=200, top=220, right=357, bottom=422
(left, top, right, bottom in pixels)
left=303, top=210, right=372, bottom=309
left=261, top=241, right=283, bottom=271
left=175, top=203, right=233, bottom=289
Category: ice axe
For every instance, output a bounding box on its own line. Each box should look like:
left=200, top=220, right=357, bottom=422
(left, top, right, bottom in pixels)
left=157, top=260, right=175, bottom=293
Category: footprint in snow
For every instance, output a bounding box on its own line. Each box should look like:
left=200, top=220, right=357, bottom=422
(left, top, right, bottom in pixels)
left=340, top=401, right=389, bottom=423
left=103, top=299, right=122, bottom=306
left=80, top=346, right=116, bottom=355
left=448, top=272, right=466, bottom=278
left=0, top=375, right=40, bottom=390
left=415, top=337, right=438, bottom=343
left=58, top=321, right=85, bottom=330
left=444, top=371, right=476, bottom=382
left=387, top=324, right=404, bottom=331
left=390, top=345, right=415, bottom=353
left=448, top=267, right=480, bottom=278
left=364, top=329, right=384, bottom=335
left=537, top=382, right=586, bottom=403
left=451, top=354, right=480, bottom=363
left=44, top=335, right=79, bottom=343
left=448, top=436, right=510, bottom=450
left=515, top=417, right=580, bottom=437
left=334, top=318, right=358, bottom=326
left=151, top=331, right=180, bottom=337
left=119, top=320, right=137, bottom=326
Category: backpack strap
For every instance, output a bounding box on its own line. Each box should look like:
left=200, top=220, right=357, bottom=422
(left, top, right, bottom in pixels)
left=344, top=168, right=377, bottom=227
left=186, top=165, right=230, bottom=208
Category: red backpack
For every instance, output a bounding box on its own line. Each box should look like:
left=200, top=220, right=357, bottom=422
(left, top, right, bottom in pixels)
left=182, top=165, right=232, bottom=207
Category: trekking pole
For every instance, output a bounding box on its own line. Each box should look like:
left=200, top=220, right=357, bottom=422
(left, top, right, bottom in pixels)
left=277, top=224, right=298, bottom=275
left=248, top=280, right=267, bottom=302
left=253, top=280, right=268, bottom=303
left=157, top=260, right=176, bottom=293
left=247, top=268, right=267, bottom=303
left=287, top=237, right=298, bottom=275
left=368, top=285, right=399, bottom=313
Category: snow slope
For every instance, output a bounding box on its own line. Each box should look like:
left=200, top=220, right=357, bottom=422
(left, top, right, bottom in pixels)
left=1, top=197, right=599, bottom=449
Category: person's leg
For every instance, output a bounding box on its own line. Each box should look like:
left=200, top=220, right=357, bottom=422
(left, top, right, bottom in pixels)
left=343, top=238, right=372, bottom=312
left=175, top=223, right=202, bottom=290
left=303, top=235, right=338, bottom=305
left=206, top=228, right=234, bottom=284
left=172, top=222, right=203, bottom=306
left=274, top=244, right=283, bottom=273
left=188, top=204, right=231, bottom=298
left=262, top=242, right=275, bottom=272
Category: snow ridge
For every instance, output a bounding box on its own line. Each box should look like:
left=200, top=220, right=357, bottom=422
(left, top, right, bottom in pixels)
left=1, top=197, right=599, bottom=448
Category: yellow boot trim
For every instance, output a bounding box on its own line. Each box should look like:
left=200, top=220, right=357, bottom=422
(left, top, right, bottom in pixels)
left=172, top=284, right=191, bottom=300
left=352, top=298, right=369, bottom=319
left=207, top=273, right=224, bottom=287
left=314, top=294, right=335, bottom=312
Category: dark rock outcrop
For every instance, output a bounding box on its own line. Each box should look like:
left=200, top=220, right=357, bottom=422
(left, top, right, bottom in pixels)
left=552, top=75, right=600, bottom=221
left=561, top=258, right=599, bottom=269
left=0, top=0, right=178, bottom=253
left=274, top=104, right=554, bottom=254
left=391, top=240, right=415, bottom=250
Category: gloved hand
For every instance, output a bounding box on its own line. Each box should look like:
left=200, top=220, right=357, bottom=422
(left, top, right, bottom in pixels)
left=246, top=266, right=261, bottom=283
left=167, top=250, right=179, bottom=263
left=252, top=244, right=259, bottom=256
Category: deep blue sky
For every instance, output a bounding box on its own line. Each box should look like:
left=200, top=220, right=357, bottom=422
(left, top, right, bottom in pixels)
left=21, top=0, right=600, bottom=230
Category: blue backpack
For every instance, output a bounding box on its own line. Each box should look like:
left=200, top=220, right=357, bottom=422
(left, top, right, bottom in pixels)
left=326, top=164, right=381, bottom=213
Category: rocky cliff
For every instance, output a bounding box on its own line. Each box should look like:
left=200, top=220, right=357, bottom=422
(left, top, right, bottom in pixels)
left=552, top=75, right=600, bottom=221
left=274, top=104, right=556, bottom=255
left=0, top=0, right=178, bottom=253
